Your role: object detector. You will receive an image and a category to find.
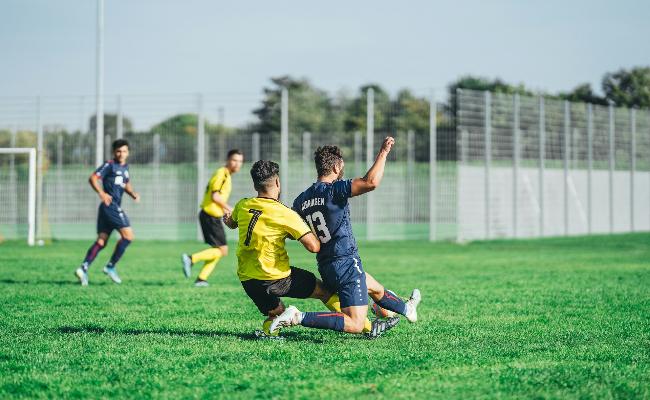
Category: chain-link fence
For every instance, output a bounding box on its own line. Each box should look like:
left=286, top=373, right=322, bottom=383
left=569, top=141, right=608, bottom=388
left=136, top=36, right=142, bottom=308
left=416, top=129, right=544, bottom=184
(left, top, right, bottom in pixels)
left=1, top=88, right=648, bottom=243
left=457, top=89, right=650, bottom=240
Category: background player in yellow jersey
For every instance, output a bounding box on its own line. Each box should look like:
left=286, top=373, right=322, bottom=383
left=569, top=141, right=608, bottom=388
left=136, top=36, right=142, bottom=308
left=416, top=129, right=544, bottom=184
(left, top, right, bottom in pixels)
left=224, top=160, right=386, bottom=338
left=181, top=149, right=243, bottom=287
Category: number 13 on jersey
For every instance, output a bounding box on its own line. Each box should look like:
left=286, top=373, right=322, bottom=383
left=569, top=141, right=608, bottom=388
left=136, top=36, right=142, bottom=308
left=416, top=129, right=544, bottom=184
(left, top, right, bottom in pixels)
left=306, top=211, right=331, bottom=243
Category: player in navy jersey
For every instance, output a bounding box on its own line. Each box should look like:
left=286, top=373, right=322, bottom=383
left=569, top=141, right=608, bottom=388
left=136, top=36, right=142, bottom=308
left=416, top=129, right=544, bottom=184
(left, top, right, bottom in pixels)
left=271, top=137, right=421, bottom=335
left=74, top=139, right=140, bottom=286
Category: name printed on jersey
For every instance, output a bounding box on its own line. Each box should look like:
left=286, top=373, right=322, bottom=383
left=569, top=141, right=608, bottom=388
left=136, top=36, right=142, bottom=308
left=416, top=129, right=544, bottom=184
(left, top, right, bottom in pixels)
left=300, top=197, right=325, bottom=212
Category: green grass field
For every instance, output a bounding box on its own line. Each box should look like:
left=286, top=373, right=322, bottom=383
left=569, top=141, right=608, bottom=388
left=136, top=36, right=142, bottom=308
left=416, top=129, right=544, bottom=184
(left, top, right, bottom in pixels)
left=1, top=234, right=648, bottom=399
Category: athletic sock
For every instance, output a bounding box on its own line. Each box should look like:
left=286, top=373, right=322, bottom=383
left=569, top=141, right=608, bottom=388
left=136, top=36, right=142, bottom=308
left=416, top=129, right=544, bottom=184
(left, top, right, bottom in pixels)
left=109, top=239, right=131, bottom=266
left=323, top=294, right=371, bottom=333
left=375, top=289, right=407, bottom=316
left=191, top=247, right=222, bottom=263
left=300, top=312, right=345, bottom=331
left=82, top=241, right=105, bottom=270
left=197, top=255, right=222, bottom=281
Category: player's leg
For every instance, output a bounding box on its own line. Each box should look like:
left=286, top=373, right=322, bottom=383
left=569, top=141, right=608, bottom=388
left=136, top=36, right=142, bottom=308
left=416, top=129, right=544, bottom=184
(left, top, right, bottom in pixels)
left=366, top=271, right=421, bottom=323
left=75, top=210, right=111, bottom=286
left=241, top=278, right=284, bottom=337
left=196, top=244, right=227, bottom=283
left=102, top=226, right=134, bottom=284
left=182, top=211, right=226, bottom=286
left=308, top=275, right=373, bottom=333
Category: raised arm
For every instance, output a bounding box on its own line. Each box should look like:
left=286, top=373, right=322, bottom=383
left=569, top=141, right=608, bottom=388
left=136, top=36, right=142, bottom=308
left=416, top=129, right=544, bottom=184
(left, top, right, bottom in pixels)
left=88, top=174, right=112, bottom=206
left=298, top=232, right=321, bottom=253
left=350, top=136, right=394, bottom=197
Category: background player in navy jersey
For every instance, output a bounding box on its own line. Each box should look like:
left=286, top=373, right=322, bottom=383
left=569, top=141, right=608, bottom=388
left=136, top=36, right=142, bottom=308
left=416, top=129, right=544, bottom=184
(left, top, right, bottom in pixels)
left=271, top=137, right=421, bottom=334
left=74, top=139, right=140, bottom=286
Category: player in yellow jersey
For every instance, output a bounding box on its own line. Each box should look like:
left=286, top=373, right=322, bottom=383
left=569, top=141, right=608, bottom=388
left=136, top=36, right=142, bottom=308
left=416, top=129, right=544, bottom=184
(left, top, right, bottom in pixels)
left=224, top=160, right=385, bottom=338
left=181, top=149, right=243, bottom=287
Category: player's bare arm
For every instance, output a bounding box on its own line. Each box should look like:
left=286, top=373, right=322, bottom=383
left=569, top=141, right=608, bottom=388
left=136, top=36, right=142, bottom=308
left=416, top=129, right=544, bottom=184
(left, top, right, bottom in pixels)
left=124, top=182, right=140, bottom=203
left=298, top=232, right=321, bottom=253
left=211, top=191, right=232, bottom=214
left=350, top=136, right=394, bottom=197
left=88, top=174, right=112, bottom=206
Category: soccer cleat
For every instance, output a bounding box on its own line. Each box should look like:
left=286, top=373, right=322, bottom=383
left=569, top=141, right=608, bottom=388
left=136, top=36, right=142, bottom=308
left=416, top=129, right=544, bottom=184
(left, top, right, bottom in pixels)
left=269, top=306, right=302, bottom=333
left=103, top=266, right=122, bottom=284
left=254, top=330, right=285, bottom=341
left=384, top=315, right=401, bottom=331
left=194, top=280, right=209, bottom=287
left=181, top=253, right=192, bottom=278
left=75, top=268, right=88, bottom=286
left=364, top=319, right=387, bottom=339
left=405, top=288, right=421, bottom=323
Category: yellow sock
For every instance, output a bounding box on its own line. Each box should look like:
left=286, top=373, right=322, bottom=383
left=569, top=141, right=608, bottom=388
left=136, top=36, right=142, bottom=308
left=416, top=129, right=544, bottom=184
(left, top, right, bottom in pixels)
left=198, top=257, right=220, bottom=281
left=191, top=247, right=222, bottom=263
left=325, top=294, right=372, bottom=334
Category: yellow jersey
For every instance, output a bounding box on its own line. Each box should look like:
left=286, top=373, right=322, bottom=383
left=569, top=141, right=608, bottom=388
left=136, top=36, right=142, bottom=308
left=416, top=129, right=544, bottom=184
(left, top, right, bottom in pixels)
left=200, top=167, right=232, bottom=217
left=232, top=197, right=312, bottom=281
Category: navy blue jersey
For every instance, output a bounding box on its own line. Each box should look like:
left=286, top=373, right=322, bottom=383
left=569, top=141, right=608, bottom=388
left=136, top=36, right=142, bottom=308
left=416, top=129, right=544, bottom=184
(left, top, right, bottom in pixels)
left=293, top=179, right=357, bottom=264
left=94, top=160, right=130, bottom=206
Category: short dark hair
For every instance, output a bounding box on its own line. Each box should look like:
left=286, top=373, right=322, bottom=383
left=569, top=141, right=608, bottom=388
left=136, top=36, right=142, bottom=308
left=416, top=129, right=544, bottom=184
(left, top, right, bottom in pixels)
left=112, top=139, right=129, bottom=151
left=250, top=160, right=279, bottom=192
left=314, top=145, right=343, bottom=177
left=227, top=149, right=243, bottom=159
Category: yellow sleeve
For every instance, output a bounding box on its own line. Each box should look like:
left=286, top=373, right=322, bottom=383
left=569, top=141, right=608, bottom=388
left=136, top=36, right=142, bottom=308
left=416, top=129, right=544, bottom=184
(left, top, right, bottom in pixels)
left=210, top=169, right=228, bottom=193
left=282, top=208, right=312, bottom=240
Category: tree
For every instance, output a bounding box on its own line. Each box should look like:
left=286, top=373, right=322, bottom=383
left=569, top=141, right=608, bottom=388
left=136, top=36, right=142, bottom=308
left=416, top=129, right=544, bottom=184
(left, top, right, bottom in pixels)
left=89, top=113, right=134, bottom=137
left=602, top=67, right=650, bottom=108
left=559, top=83, right=608, bottom=105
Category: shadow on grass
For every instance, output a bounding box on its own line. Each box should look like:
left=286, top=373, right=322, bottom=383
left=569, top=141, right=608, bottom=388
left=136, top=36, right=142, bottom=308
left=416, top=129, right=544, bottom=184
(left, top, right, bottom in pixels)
left=0, top=279, right=110, bottom=286
left=54, top=325, right=324, bottom=343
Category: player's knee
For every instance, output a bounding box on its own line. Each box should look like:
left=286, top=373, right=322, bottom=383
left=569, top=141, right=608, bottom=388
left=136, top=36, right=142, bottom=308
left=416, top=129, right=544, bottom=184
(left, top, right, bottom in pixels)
left=218, top=246, right=228, bottom=257
left=122, top=231, right=134, bottom=241
left=96, top=238, right=106, bottom=247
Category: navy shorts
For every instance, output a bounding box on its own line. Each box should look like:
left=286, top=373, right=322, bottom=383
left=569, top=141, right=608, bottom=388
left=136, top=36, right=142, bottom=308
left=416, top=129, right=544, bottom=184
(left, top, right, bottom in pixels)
left=97, top=204, right=130, bottom=234
left=318, top=255, right=368, bottom=309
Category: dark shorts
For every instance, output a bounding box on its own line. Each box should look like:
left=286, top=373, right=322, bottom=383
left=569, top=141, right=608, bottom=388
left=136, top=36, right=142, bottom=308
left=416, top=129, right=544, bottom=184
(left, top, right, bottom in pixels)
left=241, top=267, right=317, bottom=315
left=199, top=210, right=227, bottom=247
left=318, top=255, right=368, bottom=309
left=97, top=204, right=130, bottom=234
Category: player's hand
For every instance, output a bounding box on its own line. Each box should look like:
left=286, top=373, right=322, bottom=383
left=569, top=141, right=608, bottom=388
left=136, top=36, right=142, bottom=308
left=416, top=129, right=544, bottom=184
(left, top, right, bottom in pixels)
left=133, top=193, right=141, bottom=203
left=100, top=192, right=112, bottom=206
left=380, top=137, right=395, bottom=154
left=223, top=204, right=233, bottom=215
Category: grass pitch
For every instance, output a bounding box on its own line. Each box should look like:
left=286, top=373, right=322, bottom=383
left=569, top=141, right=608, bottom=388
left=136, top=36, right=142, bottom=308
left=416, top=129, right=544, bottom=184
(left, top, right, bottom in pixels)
left=0, top=233, right=648, bottom=399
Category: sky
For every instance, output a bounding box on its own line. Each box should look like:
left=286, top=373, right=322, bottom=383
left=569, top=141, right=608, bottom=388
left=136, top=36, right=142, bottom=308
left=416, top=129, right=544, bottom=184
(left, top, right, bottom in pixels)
left=1, top=0, right=649, bottom=126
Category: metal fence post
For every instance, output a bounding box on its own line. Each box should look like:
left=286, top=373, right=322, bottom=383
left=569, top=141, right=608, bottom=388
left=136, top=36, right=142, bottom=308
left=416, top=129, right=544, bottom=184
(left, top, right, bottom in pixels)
left=484, top=91, right=492, bottom=239
left=116, top=95, right=123, bottom=139
left=104, top=134, right=111, bottom=160
left=302, top=131, right=311, bottom=186
left=218, top=106, right=226, bottom=163
left=609, top=104, right=615, bottom=233
left=366, top=88, right=375, bottom=240
left=281, top=88, right=289, bottom=204
left=196, top=94, right=205, bottom=241
left=538, top=96, right=545, bottom=237
left=563, top=100, right=570, bottom=236
left=630, top=109, right=636, bottom=231
left=36, top=96, right=43, bottom=241
left=513, top=93, right=520, bottom=238
left=252, top=132, right=260, bottom=162
left=407, top=129, right=415, bottom=223
left=354, top=131, right=362, bottom=179
left=587, top=104, right=593, bottom=234
left=429, top=92, right=437, bottom=242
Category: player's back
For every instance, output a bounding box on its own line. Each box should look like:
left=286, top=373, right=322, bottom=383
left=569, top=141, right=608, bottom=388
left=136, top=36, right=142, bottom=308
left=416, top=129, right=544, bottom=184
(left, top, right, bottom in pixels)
left=233, top=197, right=311, bottom=282
left=293, top=180, right=357, bottom=264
